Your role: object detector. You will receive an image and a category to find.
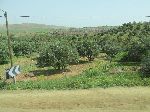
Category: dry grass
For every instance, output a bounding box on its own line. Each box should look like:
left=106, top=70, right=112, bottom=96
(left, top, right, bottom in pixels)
left=0, top=87, right=150, bottom=112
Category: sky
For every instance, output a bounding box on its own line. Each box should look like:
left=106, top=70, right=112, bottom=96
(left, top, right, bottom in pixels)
left=0, top=0, right=150, bottom=27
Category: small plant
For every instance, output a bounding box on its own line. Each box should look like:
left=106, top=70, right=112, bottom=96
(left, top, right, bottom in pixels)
left=113, top=51, right=128, bottom=62
left=37, top=75, right=46, bottom=80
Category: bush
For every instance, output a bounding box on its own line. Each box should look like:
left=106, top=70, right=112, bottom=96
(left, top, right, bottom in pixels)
left=125, top=43, right=146, bottom=62
left=0, top=42, right=9, bottom=64
left=141, top=52, right=150, bottom=76
left=77, top=40, right=99, bottom=61
left=37, top=41, right=79, bottom=70
left=102, top=40, right=122, bottom=61
left=13, top=41, right=35, bottom=56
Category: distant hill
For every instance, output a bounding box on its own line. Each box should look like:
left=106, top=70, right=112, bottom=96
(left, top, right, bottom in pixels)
left=0, top=23, right=116, bottom=34
left=0, top=23, right=70, bottom=33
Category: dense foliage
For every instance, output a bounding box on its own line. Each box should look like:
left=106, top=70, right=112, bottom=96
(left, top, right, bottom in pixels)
left=13, top=41, right=35, bottom=56
left=0, top=21, right=150, bottom=76
left=141, top=51, right=150, bottom=76
left=37, top=41, right=79, bottom=70
left=0, top=41, right=9, bottom=64
left=77, top=40, right=99, bottom=61
left=96, top=22, right=150, bottom=62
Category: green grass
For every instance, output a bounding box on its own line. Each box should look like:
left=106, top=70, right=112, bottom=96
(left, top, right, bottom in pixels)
left=1, top=61, right=150, bottom=90
left=0, top=55, right=52, bottom=79
left=0, top=54, right=150, bottom=90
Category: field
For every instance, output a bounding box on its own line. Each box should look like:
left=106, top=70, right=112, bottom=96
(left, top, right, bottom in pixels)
left=0, top=87, right=150, bottom=112
left=0, top=22, right=150, bottom=111
left=0, top=0, right=150, bottom=111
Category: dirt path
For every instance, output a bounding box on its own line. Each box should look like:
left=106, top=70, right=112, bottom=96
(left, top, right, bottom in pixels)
left=0, top=87, right=150, bottom=112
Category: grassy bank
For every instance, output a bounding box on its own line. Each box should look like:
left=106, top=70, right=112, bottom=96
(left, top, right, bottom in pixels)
left=0, top=61, right=150, bottom=90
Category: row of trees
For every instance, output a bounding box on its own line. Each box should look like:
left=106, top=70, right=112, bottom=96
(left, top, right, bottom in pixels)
left=0, top=34, right=100, bottom=70
left=37, top=39, right=100, bottom=70
left=95, top=22, right=150, bottom=75
left=0, top=22, right=149, bottom=74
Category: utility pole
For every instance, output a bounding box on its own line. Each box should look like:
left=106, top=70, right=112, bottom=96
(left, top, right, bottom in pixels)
left=4, top=11, right=13, bottom=67
left=0, top=10, right=30, bottom=68
left=0, top=9, right=13, bottom=67
left=0, top=9, right=30, bottom=84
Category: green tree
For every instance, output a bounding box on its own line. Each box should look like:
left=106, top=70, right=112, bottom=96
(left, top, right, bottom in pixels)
left=13, top=41, right=34, bottom=56
left=0, top=42, right=9, bottom=64
left=37, top=42, right=79, bottom=70
left=141, top=51, right=150, bottom=76
left=77, top=40, right=99, bottom=61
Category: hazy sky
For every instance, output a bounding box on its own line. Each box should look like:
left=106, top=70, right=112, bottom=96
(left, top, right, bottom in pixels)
left=0, top=0, right=150, bottom=27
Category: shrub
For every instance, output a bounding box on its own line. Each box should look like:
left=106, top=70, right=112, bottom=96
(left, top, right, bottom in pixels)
left=141, top=51, right=150, bottom=76
left=13, top=41, right=35, bottom=56
left=102, top=40, right=122, bottom=61
left=0, top=42, right=9, bottom=64
left=125, top=43, right=146, bottom=62
left=77, top=40, right=99, bottom=61
left=37, top=41, right=79, bottom=70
